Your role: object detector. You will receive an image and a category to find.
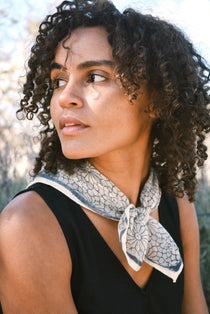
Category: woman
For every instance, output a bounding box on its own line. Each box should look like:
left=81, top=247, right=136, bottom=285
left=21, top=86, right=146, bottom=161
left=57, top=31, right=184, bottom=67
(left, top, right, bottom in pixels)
left=0, top=0, right=209, bottom=313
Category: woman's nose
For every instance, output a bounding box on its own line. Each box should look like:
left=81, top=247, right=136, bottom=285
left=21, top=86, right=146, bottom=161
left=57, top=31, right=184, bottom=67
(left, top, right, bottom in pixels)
left=58, top=80, right=83, bottom=108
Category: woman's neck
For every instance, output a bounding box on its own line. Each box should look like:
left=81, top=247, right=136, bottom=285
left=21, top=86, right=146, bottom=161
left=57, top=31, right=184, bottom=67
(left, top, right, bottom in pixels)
left=89, top=146, right=151, bottom=206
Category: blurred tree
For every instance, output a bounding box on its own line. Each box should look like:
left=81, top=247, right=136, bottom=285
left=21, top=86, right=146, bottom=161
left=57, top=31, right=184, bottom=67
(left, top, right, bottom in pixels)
left=0, top=126, right=28, bottom=208
left=0, top=12, right=40, bottom=210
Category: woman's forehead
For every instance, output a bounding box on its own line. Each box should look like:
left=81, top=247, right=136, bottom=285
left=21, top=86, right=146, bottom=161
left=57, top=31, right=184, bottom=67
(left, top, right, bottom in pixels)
left=55, top=26, right=114, bottom=65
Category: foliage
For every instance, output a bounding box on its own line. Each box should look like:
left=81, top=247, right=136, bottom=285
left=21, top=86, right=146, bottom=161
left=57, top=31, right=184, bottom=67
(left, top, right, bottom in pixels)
left=0, top=127, right=33, bottom=211
left=195, top=175, right=210, bottom=309
left=0, top=175, right=27, bottom=211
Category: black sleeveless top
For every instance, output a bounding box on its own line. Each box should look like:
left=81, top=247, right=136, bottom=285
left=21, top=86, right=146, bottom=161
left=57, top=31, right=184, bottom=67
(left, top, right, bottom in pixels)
left=0, top=183, right=184, bottom=314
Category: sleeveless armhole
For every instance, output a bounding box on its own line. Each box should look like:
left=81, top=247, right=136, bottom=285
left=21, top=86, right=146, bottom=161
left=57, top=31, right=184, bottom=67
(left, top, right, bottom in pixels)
left=159, top=191, right=184, bottom=259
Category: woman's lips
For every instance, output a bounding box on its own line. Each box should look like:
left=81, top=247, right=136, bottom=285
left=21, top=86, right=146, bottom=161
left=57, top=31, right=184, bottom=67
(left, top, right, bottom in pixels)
left=62, top=124, right=87, bottom=135
left=59, top=116, right=88, bottom=136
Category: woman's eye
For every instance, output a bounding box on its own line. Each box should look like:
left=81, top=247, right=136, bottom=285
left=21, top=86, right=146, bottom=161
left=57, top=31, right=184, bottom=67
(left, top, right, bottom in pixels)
left=52, top=78, right=66, bottom=89
left=87, top=73, right=106, bottom=83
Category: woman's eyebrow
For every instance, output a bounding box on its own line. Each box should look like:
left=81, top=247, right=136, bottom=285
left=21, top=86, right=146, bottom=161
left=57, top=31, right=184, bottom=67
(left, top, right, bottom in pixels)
left=77, top=60, right=115, bottom=70
left=50, top=60, right=115, bottom=72
left=50, top=62, right=67, bottom=72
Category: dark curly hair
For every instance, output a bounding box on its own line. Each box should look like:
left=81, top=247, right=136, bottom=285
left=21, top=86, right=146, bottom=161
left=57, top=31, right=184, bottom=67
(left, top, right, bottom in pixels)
left=17, top=0, right=210, bottom=202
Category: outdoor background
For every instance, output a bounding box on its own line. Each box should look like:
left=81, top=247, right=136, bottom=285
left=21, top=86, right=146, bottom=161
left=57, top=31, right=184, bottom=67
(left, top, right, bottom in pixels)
left=0, top=0, right=210, bottom=309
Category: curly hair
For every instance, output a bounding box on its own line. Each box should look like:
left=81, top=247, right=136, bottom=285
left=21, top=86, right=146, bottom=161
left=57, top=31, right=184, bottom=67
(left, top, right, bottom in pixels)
left=17, top=0, right=210, bottom=201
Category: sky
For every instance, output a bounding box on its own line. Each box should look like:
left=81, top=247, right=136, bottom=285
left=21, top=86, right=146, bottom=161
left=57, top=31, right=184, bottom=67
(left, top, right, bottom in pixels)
left=0, top=0, right=210, bottom=64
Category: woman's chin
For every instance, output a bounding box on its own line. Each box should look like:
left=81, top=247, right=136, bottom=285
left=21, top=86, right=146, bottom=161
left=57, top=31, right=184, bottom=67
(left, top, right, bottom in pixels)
left=62, top=149, right=89, bottom=160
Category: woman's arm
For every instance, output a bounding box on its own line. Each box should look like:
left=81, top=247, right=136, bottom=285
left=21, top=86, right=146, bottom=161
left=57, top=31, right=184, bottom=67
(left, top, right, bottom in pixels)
left=0, top=191, right=78, bottom=314
left=177, top=196, right=209, bottom=314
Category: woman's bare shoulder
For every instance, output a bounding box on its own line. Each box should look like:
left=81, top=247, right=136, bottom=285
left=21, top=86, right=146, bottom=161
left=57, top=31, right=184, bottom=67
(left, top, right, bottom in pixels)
left=0, top=190, right=58, bottom=251
left=0, top=190, right=71, bottom=268
left=176, top=195, right=208, bottom=314
left=176, top=195, right=199, bottom=250
left=0, top=191, right=75, bottom=312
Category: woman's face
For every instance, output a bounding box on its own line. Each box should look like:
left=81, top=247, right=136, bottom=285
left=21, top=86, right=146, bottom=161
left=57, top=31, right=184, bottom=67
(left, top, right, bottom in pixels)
left=50, top=26, right=153, bottom=161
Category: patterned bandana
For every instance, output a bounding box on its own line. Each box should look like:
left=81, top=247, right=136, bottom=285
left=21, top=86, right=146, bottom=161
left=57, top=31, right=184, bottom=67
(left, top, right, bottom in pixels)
left=28, top=161, right=183, bottom=282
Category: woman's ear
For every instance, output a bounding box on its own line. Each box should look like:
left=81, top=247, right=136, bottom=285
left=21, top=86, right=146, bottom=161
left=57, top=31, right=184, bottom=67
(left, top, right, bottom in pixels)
left=146, top=102, right=158, bottom=119
left=148, top=104, right=157, bottom=119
